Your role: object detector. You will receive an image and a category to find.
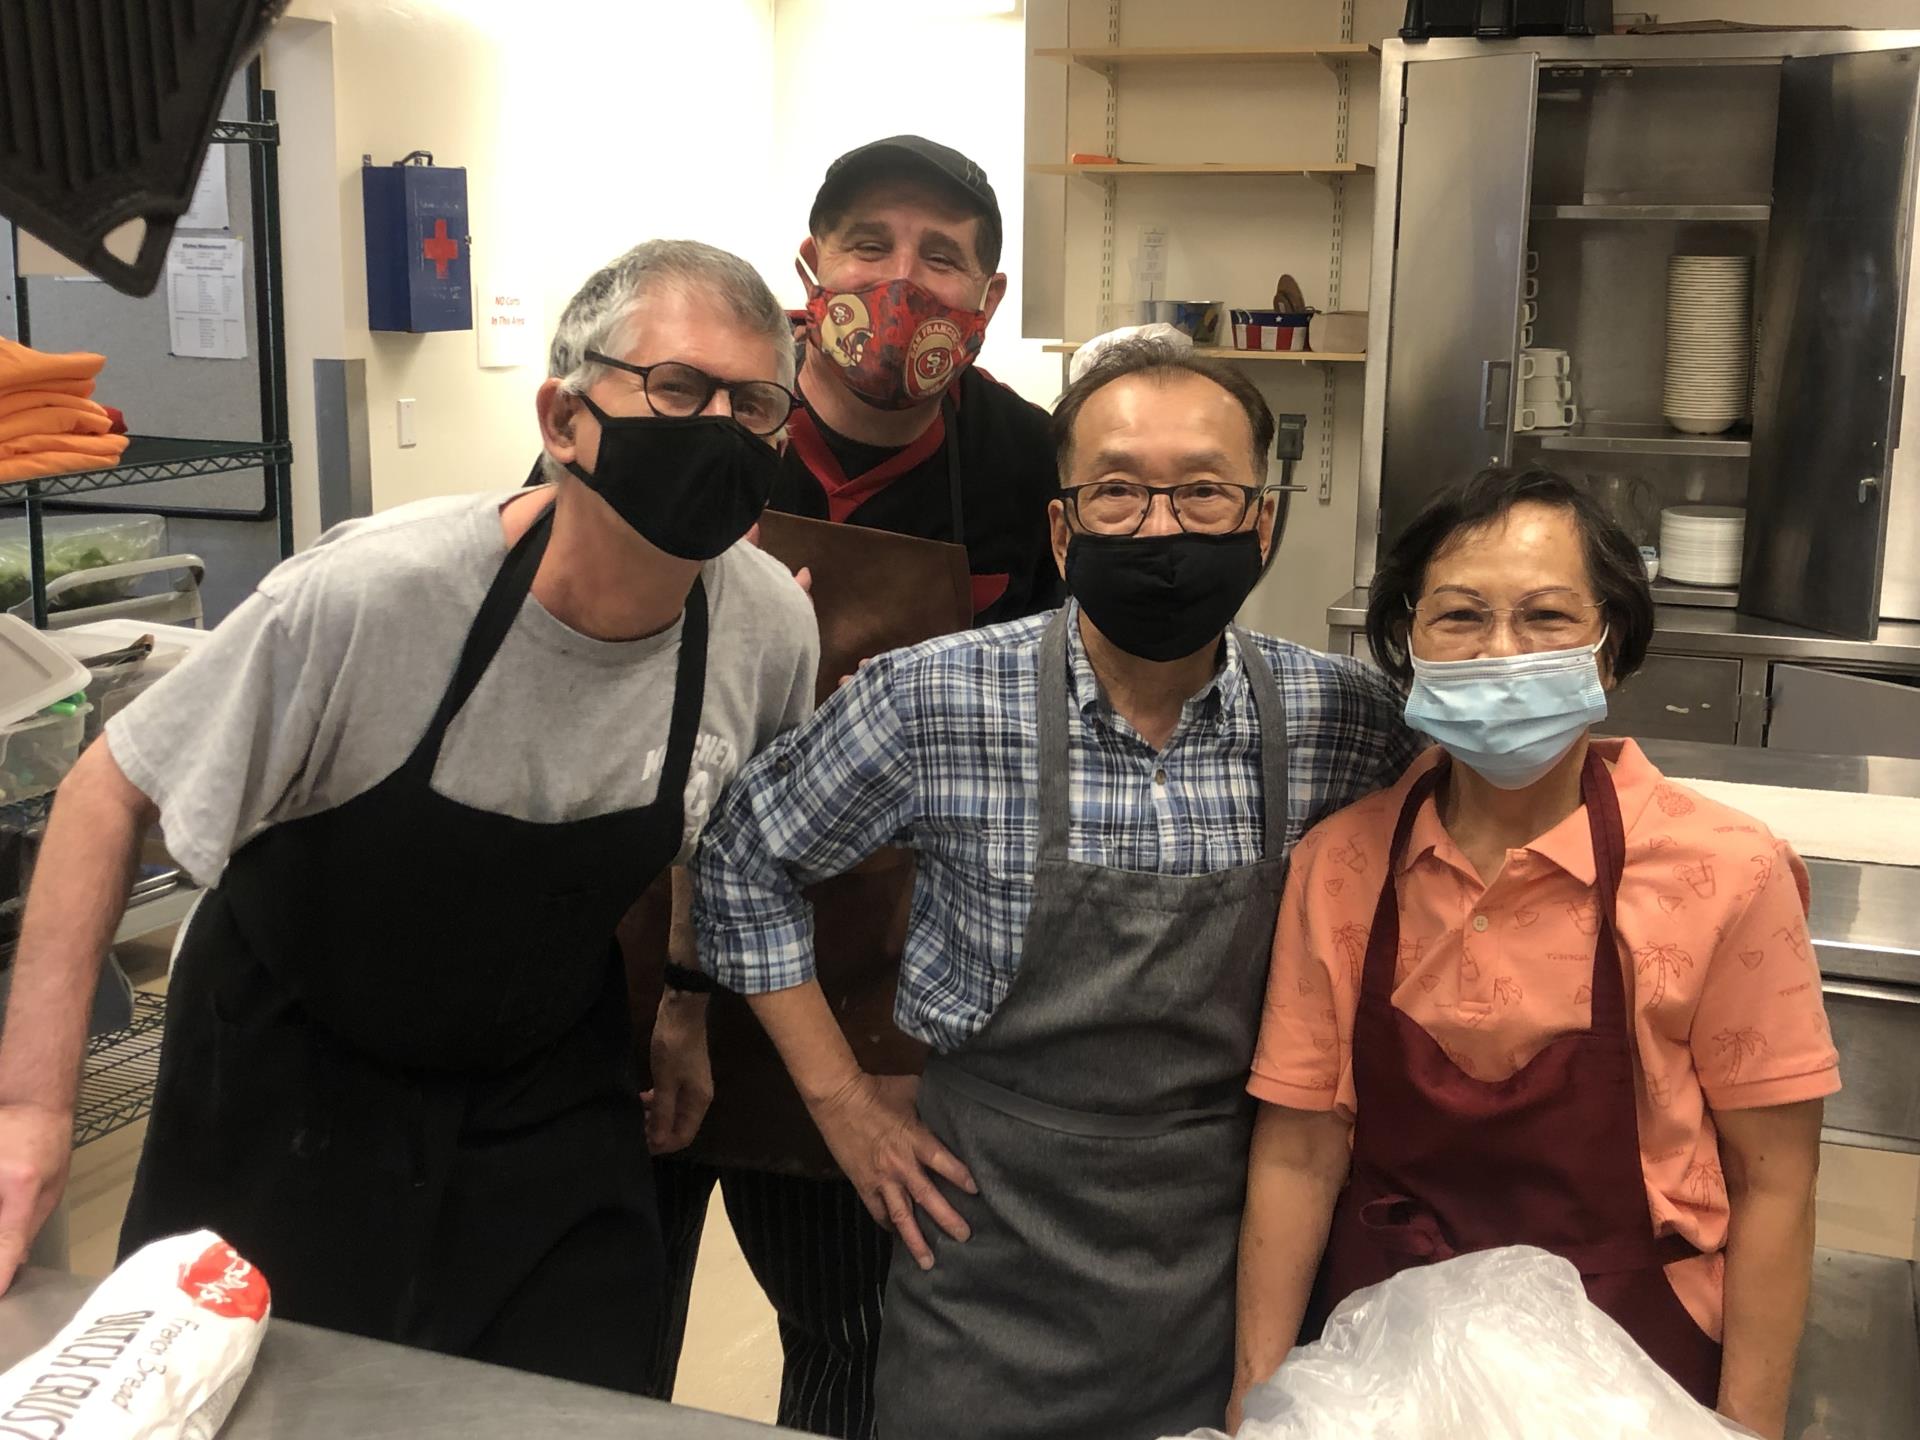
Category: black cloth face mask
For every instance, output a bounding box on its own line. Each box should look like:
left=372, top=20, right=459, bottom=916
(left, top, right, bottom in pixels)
left=1064, top=530, right=1265, bottom=662
left=564, top=394, right=778, bottom=561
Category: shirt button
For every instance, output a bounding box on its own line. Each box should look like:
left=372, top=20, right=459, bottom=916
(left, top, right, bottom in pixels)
left=1472, top=914, right=1490, bottom=933
left=1153, top=768, right=1167, bottom=787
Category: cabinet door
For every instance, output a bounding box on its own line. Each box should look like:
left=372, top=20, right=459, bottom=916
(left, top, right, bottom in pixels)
left=1380, top=53, right=1539, bottom=548
left=1745, top=49, right=1920, bottom=640
left=1766, top=663, right=1920, bottom=760
left=1597, top=653, right=1741, bottom=747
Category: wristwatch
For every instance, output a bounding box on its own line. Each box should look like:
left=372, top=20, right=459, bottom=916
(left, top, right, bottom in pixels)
left=663, top=962, right=718, bottom=995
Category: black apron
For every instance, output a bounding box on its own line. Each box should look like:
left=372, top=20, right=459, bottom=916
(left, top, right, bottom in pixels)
left=120, top=503, right=705, bottom=1393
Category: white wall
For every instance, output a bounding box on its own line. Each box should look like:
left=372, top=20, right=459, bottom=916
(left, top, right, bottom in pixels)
left=1030, top=0, right=1403, bottom=646
left=765, top=0, right=1060, bottom=408
left=263, top=0, right=1056, bottom=529
left=264, top=15, right=344, bottom=551
left=268, top=0, right=781, bottom=518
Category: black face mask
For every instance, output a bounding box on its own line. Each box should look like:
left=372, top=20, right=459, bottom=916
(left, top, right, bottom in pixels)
left=564, top=395, right=778, bottom=561
left=1064, top=531, right=1265, bottom=662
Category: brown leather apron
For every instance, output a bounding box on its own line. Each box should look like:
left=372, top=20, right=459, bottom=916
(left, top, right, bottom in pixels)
left=624, top=511, right=975, bottom=1176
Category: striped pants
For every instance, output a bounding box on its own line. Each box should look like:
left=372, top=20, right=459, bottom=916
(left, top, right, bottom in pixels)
left=645, top=1154, right=891, bottom=1440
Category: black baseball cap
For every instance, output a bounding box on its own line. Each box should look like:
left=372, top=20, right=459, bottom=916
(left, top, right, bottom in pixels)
left=809, top=136, right=1003, bottom=269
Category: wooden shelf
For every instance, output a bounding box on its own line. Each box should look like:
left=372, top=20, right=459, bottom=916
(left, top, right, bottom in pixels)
left=1044, top=343, right=1365, bottom=366
left=1029, top=161, right=1373, bottom=179
left=1034, top=44, right=1380, bottom=75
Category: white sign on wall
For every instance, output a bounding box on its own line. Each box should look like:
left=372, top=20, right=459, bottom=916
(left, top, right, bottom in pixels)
left=477, top=282, right=539, bottom=368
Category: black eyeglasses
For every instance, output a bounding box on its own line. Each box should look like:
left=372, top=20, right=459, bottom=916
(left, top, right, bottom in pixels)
left=584, top=350, right=797, bottom=436
left=1058, top=480, right=1273, bottom=536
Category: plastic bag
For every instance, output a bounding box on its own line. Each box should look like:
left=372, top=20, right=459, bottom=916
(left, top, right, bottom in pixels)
left=1068, top=323, right=1194, bottom=383
left=0, top=1230, right=270, bottom=1440
left=1192, top=1247, right=1756, bottom=1440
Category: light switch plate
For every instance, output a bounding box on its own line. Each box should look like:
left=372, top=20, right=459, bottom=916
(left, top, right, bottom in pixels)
left=396, top=397, right=417, bottom=448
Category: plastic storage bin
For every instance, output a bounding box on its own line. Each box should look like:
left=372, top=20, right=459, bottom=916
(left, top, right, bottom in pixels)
left=0, top=702, right=90, bottom=803
left=0, top=513, right=166, bottom=613
left=50, top=620, right=209, bottom=743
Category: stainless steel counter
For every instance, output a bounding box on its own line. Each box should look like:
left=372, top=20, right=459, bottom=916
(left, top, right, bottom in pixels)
left=1604, top=742, right=1920, bottom=993
left=1791, top=1249, right=1920, bottom=1439
left=1325, top=588, right=1920, bottom=669
left=0, top=1268, right=804, bottom=1440
left=5, top=1257, right=1912, bottom=1439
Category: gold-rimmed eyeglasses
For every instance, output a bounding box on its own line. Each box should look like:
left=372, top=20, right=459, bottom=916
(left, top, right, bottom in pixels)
left=1408, top=590, right=1604, bottom=654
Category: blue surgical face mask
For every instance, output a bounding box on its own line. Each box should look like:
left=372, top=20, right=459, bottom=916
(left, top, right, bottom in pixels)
left=1404, top=633, right=1610, bottom=790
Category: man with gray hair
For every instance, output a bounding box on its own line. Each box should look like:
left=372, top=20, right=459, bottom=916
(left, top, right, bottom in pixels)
left=0, top=239, right=818, bottom=1393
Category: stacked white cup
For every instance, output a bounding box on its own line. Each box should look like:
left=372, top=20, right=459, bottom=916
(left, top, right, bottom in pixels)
left=1517, top=347, right=1577, bottom=432
left=1515, top=251, right=1577, bottom=431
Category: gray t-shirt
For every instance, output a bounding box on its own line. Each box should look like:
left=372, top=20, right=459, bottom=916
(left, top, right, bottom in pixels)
left=106, top=489, right=819, bottom=888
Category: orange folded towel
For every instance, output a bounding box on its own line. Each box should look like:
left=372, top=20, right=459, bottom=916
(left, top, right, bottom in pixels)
left=0, top=404, right=115, bottom=445
left=0, top=431, right=130, bottom=484
left=0, top=381, right=95, bottom=412
left=0, top=335, right=106, bottom=390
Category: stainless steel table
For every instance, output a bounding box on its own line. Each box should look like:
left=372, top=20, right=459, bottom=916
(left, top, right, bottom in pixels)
left=0, top=1268, right=804, bottom=1439
left=5, top=1257, right=1914, bottom=1439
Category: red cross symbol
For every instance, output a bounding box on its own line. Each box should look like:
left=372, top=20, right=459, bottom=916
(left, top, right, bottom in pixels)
left=421, top=219, right=459, bottom=279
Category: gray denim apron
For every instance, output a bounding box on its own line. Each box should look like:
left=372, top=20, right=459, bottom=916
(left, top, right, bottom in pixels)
left=874, top=607, right=1289, bottom=1440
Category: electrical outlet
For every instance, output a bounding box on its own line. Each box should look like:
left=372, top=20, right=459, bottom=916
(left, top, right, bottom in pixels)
left=1274, top=413, right=1308, bottom=463
left=396, top=397, right=417, bottom=448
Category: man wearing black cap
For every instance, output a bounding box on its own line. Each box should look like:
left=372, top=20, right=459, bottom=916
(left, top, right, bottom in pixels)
left=781, top=134, right=1059, bottom=621
left=635, top=137, right=1059, bottom=1439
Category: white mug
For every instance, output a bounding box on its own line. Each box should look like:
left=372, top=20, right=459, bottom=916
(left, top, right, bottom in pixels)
left=1522, top=276, right=1539, bottom=300
left=1519, top=348, right=1570, bottom=380
left=1516, top=401, right=1578, bottom=432
left=1521, top=299, right=1539, bottom=324
left=1526, top=250, right=1539, bottom=275
left=1523, top=374, right=1573, bottom=404
left=1520, top=324, right=1535, bottom=347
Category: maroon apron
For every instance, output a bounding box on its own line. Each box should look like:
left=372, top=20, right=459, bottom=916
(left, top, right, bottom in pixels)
left=1307, top=749, right=1722, bottom=1406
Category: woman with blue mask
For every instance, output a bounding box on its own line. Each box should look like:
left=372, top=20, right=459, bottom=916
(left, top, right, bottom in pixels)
left=1232, top=468, right=1839, bottom=1440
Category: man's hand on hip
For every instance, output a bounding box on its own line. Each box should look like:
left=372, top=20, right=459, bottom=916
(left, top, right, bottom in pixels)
left=812, top=1071, right=976, bottom=1270
left=644, top=991, right=713, bottom=1154
left=0, top=1102, right=74, bottom=1294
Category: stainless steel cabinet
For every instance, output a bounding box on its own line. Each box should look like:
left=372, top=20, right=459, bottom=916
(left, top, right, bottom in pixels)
left=1378, top=52, right=1537, bottom=547
left=1597, top=654, right=1741, bottom=746
left=1358, top=32, right=1920, bottom=644
left=1821, top=981, right=1920, bottom=1150
left=1745, top=50, right=1920, bottom=638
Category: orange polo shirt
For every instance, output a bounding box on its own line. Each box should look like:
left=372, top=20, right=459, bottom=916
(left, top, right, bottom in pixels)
left=1250, top=738, right=1840, bottom=1340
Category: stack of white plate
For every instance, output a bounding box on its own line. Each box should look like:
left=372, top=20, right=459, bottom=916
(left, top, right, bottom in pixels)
left=1664, top=256, right=1752, bottom=436
left=1659, top=505, right=1746, bottom=587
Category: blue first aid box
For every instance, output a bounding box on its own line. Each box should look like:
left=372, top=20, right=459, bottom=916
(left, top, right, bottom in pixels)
left=362, top=158, right=471, bottom=333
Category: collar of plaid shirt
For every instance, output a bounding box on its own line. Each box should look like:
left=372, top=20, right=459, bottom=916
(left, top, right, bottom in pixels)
left=1063, top=603, right=1244, bottom=735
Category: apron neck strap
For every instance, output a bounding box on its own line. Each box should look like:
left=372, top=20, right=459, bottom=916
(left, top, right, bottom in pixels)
left=654, top=576, right=711, bottom=821
left=1363, top=763, right=1449, bottom=1008
left=1035, top=607, right=1075, bottom=860
left=406, top=501, right=554, bottom=779
left=1033, top=611, right=1290, bottom=862
left=942, top=394, right=965, bottom=547
left=1580, top=746, right=1631, bottom=1032
left=1234, top=629, right=1290, bottom=857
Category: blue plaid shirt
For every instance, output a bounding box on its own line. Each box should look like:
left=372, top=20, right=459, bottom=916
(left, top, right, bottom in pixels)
left=692, top=603, right=1422, bottom=1051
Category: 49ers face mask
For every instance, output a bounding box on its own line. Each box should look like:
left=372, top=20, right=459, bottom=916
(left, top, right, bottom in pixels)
left=799, top=256, right=989, bottom=411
